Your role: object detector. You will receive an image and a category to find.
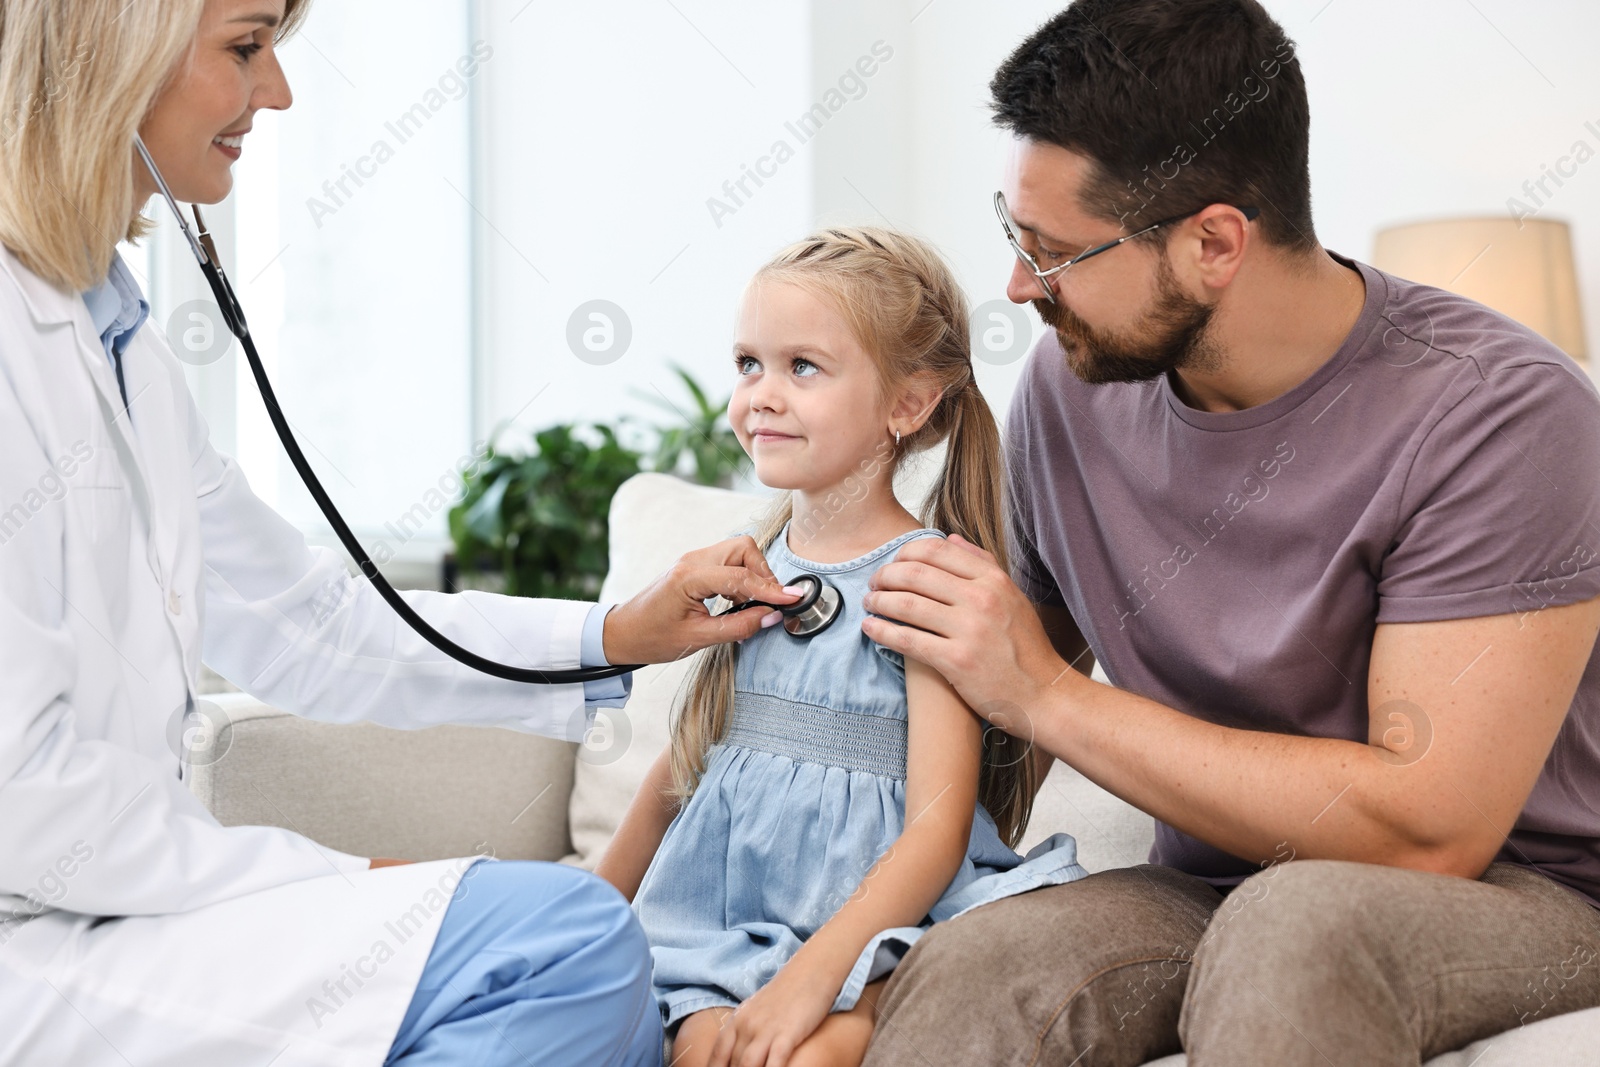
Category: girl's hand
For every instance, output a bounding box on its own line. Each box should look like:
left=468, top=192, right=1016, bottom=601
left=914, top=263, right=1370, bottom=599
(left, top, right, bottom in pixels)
left=708, top=963, right=836, bottom=1067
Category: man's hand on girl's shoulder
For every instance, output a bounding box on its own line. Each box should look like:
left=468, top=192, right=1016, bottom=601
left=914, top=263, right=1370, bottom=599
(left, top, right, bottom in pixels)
left=863, top=534, right=1066, bottom=720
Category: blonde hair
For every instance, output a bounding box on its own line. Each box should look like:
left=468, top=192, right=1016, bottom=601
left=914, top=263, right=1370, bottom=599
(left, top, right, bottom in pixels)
left=0, top=0, right=312, bottom=291
left=667, top=226, right=1040, bottom=848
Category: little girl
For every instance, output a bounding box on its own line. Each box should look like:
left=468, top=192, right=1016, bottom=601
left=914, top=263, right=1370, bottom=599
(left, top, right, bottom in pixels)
left=596, top=228, right=1085, bottom=1067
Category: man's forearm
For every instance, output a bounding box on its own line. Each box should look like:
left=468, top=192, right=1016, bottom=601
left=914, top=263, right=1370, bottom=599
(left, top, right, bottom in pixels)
left=1033, top=671, right=1474, bottom=874
left=862, top=536, right=1587, bottom=880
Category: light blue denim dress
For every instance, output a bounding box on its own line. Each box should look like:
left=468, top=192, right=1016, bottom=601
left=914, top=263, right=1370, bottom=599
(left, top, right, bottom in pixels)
left=632, top=524, right=1088, bottom=1030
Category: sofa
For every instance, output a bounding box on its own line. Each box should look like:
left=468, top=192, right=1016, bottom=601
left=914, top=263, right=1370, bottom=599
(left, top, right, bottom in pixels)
left=188, top=472, right=1600, bottom=1065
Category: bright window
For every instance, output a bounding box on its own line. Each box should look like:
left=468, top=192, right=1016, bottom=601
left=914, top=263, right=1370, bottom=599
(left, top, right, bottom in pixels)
left=228, top=0, right=477, bottom=555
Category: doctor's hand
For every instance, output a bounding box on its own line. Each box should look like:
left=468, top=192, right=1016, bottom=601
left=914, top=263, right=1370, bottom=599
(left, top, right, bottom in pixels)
left=603, top=536, right=801, bottom=665
left=862, top=535, right=1065, bottom=723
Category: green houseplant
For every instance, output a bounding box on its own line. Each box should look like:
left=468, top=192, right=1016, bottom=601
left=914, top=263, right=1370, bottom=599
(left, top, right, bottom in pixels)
left=635, top=363, right=749, bottom=488
left=446, top=366, right=747, bottom=600
left=446, top=424, right=641, bottom=600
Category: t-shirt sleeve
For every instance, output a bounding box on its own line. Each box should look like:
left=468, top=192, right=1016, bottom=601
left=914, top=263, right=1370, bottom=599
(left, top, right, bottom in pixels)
left=869, top=531, right=948, bottom=671
left=1008, top=493, right=1065, bottom=606
left=1004, top=359, right=1067, bottom=607
left=1377, top=360, right=1600, bottom=624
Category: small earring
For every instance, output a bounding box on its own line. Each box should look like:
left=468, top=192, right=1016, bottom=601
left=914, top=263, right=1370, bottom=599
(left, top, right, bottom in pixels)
left=894, top=428, right=901, bottom=446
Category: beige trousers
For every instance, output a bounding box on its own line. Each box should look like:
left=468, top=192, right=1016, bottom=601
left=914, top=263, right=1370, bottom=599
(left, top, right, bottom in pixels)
left=862, top=861, right=1600, bottom=1067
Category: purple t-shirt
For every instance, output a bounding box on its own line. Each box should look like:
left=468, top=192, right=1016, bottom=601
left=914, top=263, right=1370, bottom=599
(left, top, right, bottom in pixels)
left=1007, top=253, right=1600, bottom=906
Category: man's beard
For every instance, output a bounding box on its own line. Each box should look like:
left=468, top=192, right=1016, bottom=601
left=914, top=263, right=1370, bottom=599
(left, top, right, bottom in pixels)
left=1036, top=257, right=1221, bottom=385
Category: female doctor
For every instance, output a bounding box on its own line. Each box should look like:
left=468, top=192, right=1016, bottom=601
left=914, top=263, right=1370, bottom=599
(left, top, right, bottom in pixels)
left=0, top=0, right=798, bottom=1063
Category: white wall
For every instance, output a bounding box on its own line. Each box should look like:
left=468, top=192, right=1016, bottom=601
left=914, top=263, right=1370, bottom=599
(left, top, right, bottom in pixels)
left=483, top=0, right=1600, bottom=444
left=474, top=0, right=814, bottom=450
left=1292, top=0, right=1599, bottom=362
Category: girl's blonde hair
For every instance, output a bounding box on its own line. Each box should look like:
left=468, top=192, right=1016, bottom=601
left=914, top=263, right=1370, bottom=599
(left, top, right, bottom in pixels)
left=667, top=226, right=1040, bottom=848
left=0, top=0, right=312, bottom=291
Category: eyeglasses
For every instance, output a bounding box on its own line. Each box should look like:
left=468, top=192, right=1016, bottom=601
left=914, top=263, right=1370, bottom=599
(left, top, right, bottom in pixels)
left=994, top=190, right=1260, bottom=304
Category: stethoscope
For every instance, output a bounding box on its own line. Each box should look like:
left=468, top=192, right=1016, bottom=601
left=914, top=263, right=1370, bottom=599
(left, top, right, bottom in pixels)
left=717, top=574, right=841, bottom=639
left=133, top=136, right=844, bottom=684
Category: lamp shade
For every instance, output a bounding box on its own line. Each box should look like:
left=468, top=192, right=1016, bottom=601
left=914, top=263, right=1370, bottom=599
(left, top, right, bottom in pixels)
left=1371, top=217, right=1587, bottom=361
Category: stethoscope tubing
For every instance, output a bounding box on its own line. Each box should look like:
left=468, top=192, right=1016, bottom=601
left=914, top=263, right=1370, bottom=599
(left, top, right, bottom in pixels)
left=231, top=294, right=641, bottom=684
left=134, top=137, right=841, bottom=684
left=137, top=138, right=635, bottom=684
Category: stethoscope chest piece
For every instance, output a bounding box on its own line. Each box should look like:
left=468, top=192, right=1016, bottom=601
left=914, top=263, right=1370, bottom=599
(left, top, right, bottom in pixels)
left=780, top=573, right=842, bottom=638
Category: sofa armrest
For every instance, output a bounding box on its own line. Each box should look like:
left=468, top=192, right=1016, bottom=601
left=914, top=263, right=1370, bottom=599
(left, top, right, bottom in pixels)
left=186, top=694, right=577, bottom=863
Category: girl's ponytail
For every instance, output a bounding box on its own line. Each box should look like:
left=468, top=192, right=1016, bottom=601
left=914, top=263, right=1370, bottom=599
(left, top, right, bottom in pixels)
left=924, top=378, right=1008, bottom=574
left=921, top=379, right=1037, bottom=849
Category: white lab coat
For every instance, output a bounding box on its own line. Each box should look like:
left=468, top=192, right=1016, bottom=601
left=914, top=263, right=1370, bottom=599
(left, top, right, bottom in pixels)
left=0, top=245, right=601, bottom=1065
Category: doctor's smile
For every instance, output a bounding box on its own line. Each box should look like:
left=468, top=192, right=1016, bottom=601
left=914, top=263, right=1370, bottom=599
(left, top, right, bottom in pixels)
left=4, top=0, right=1600, bottom=1065
left=210, top=128, right=249, bottom=161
